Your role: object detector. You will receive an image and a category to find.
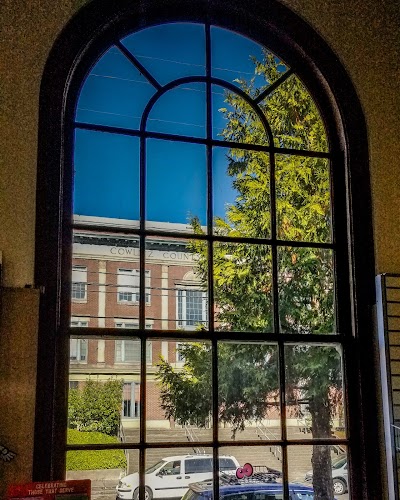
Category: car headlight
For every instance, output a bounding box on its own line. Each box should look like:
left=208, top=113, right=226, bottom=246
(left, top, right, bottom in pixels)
left=117, top=480, right=132, bottom=491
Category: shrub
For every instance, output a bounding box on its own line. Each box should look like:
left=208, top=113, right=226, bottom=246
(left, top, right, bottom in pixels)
left=68, top=379, right=123, bottom=436
left=67, top=429, right=127, bottom=470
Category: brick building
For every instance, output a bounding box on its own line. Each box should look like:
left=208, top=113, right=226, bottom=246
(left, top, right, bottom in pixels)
left=69, top=216, right=332, bottom=434
left=69, top=216, right=208, bottom=429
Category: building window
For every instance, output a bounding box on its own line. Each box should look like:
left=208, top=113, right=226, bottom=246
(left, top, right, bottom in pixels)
left=70, top=320, right=88, bottom=362
left=34, top=2, right=377, bottom=496
left=69, top=339, right=88, bottom=362
left=123, top=382, right=140, bottom=418
left=71, top=265, right=87, bottom=300
left=177, top=289, right=207, bottom=330
left=115, top=340, right=141, bottom=363
left=176, top=343, right=185, bottom=363
left=117, top=268, right=150, bottom=303
left=115, top=322, right=152, bottom=363
left=70, top=319, right=88, bottom=327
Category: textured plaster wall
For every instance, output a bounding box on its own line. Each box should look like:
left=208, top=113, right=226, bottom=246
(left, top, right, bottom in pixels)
left=0, top=0, right=399, bottom=491
left=0, top=289, right=40, bottom=498
left=0, top=1, right=80, bottom=492
left=0, top=1, right=78, bottom=287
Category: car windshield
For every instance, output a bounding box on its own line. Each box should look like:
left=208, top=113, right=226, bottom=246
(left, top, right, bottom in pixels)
left=219, top=458, right=237, bottom=470
left=145, top=460, right=166, bottom=474
left=332, top=457, right=347, bottom=469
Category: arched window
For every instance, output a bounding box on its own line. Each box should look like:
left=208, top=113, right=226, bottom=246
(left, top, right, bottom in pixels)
left=34, top=1, right=379, bottom=498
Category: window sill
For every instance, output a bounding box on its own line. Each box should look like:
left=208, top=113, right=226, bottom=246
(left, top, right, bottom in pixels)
left=117, top=301, right=151, bottom=306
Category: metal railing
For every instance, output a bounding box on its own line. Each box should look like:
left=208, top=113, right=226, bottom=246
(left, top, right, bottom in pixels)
left=297, top=416, right=312, bottom=434
left=184, top=424, right=206, bottom=454
left=332, top=444, right=346, bottom=456
left=118, top=421, right=129, bottom=473
left=255, top=422, right=282, bottom=461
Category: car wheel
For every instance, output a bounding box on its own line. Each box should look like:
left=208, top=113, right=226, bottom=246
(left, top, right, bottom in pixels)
left=333, top=478, right=347, bottom=495
left=133, top=486, right=153, bottom=500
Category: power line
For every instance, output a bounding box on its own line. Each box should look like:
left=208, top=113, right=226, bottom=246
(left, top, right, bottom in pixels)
left=108, top=46, right=263, bottom=76
left=86, top=72, right=231, bottom=97
left=77, top=107, right=207, bottom=129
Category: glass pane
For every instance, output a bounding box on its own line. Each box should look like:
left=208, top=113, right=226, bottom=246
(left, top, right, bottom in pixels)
left=211, top=26, right=289, bottom=98
left=260, top=74, right=328, bottom=152
left=147, top=83, right=206, bottom=138
left=276, top=155, right=331, bottom=243
left=67, top=449, right=132, bottom=496
left=71, top=229, right=142, bottom=327
left=76, top=45, right=155, bottom=130
left=68, top=359, right=140, bottom=444
left=149, top=340, right=212, bottom=442
left=212, top=84, right=269, bottom=145
left=146, top=139, right=207, bottom=227
left=73, top=129, right=139, bottom=220
left=121, top=23, right=205, bottom=86
left=219, top=446, right=282, bottom=483
left=278, top=247, right=335, bottom=334
left=213, top=147, right=271, bottom=238
left=218, top=343, right=280, bottom=439
left=145, top=236, right=208, bottom=330
left=288, top=445, right=349, bottom=499
left=214, top=242, right=273, bottom=332
left=285, top=344, right=346, bottom=440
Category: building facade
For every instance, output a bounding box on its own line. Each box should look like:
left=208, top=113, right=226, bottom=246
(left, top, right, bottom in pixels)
left=70, top=217, right=208, bottom=429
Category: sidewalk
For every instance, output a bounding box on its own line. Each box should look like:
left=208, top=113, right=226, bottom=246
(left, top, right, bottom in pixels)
left=67, top=468, right=124, bottom=499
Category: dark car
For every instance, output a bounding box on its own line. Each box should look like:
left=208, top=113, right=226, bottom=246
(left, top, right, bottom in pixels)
left=182, top=473, right=337, bottom=499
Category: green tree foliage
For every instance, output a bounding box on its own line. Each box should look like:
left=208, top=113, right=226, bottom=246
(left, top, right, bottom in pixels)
left=68, top=379, right=124, bottom=436
left=157, top=51, right=342, bottom=499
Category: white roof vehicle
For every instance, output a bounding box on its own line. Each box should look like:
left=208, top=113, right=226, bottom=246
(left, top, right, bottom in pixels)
left=116, top=454, right=240, bottom=500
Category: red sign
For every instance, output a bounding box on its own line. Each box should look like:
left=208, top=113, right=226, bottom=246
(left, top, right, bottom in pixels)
left=7, top=479, right=91, bottom=499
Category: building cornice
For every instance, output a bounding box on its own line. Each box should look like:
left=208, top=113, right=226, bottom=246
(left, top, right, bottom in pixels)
left=73, top=233, right=191, bottom=253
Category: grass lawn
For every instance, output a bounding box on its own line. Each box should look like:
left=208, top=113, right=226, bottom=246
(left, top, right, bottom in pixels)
left=67, top=429, right=127, bottom=470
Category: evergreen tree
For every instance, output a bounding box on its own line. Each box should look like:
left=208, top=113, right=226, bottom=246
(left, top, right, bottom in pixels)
left=157, top=52, right=342, bottom=499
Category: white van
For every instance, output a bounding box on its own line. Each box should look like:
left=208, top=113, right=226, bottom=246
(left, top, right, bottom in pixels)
left=116, top=454, right=240, bottom=500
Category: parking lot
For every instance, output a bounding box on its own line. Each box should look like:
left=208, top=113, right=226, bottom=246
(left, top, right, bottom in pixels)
left=67, top=427, right=348, bottom=500
left=69, top=467, right=349, bottom=500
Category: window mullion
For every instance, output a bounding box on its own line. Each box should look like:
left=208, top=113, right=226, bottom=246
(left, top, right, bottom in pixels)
left=139, top=125, right=146, bottom=499
left=269, top=144, right=290, bottom=499
left=182, top=290, right=187, bottom=326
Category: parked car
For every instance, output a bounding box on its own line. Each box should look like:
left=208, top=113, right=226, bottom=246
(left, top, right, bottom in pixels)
left=304, top=455, right=348, bottom=495
left=181, top=472, right=336, bottom=499
left=116, top=454, right=240, bottom=500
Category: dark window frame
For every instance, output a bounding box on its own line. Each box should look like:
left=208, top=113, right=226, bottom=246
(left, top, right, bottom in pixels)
left=34, top=1, right=379, bottom=498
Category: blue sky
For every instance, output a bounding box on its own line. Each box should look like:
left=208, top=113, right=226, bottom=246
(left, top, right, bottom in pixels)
left=73, top=24, right=284, bottom=224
